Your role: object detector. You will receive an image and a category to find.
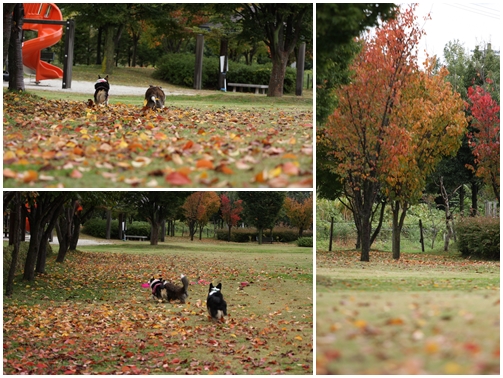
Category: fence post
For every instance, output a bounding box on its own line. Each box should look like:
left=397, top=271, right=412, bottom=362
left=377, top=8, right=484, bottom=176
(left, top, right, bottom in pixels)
left=329, top=217, right=334, bottom=252
left=419, top=219, right=425, bottom=252
left=194, top=34, right=204, bottom=90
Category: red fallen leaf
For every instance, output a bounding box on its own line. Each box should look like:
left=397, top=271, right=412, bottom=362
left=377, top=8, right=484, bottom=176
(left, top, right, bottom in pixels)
left=282, top=162, right=299, bottom=176
left=240, top=281, right=250, bottom=287
left=165, top=171, right=191, bottom=185
left=463, top=342, right=481, bottom=354
left=183, top=140, right=194, bottom=150
left=69, top=169, right=83, bottom=179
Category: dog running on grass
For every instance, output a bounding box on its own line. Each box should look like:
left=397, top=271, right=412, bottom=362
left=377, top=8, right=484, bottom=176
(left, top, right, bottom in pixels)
left=144, top=85, right=165, bottom=110
left=94, top=75, right=110, bottom=105
left=207, top=283, right=227, bottom=322
left=149, top=276, right=168, bottom=302
left=164, top=274, right=189, bottom=303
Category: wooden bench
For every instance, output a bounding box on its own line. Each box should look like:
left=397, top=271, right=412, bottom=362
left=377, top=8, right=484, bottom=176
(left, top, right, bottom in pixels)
left=228, top=83, right=268, bottom=94
left=125, top=235, right=148, bottom=241
left=256, top=236, right=274, bottom=244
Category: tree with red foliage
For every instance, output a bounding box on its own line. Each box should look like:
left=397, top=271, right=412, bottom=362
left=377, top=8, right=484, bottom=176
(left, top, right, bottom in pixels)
left=467, top=82, right=500, bottom=202
left=220, top=194, right=243, bottom=242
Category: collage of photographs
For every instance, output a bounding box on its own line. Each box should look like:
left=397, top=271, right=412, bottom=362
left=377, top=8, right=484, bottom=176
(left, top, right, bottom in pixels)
left=2, top=3, right=500, bottom=375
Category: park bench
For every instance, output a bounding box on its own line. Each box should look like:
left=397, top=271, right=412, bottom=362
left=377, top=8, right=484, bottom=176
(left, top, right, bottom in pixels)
left=256, top=236, right=274, bottom=244
left=125, top=235, right=148, bottom=241
left=228, top=83, right=268, bottom=95
left=40, top=51, right=55, bottom=63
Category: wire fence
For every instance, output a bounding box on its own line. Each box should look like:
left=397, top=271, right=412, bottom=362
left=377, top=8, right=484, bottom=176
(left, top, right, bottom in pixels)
left=317, top=220, right=446, bottom=251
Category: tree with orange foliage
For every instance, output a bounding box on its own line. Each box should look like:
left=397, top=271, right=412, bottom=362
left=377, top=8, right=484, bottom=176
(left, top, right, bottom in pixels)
left=324, top=4, right=467, bottom=261
left=284, top=194, right=313, bottom=237
left=182, top=192, right=220, bottom=241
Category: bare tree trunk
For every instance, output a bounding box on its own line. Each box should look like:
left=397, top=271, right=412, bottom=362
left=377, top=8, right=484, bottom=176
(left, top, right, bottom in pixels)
left=5, top=193, right=21, bottom=296
left=268, top=51, right=288, bottom=97
left=3, top=4, right=16, bottom=69
left=8, top=4, right=25, bottom=91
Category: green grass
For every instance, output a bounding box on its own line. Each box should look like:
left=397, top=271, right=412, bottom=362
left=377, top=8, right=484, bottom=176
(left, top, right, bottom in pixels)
left=4, top=239, right=313, bottom=374
left=316, top=248, right=500, bottom=374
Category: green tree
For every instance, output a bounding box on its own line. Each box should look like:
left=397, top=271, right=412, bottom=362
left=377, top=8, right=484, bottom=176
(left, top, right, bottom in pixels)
left=238, top=192, right=286, bottom=244
left=237, top=4, right=312, bottom=97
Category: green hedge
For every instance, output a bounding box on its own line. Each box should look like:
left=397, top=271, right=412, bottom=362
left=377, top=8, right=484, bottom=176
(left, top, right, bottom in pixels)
left=82, top=219, right=151, bottom=240
left=215, top=227, right=313, bottom=243
left=297, top=237, right=313, bottom=248
left=153, top=53, right=296, bottom=93
left=456, top=217, right=500, bottom=260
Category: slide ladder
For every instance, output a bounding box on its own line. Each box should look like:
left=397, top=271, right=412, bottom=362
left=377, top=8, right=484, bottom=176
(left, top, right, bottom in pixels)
left=22, top=3, right=63, bottom=82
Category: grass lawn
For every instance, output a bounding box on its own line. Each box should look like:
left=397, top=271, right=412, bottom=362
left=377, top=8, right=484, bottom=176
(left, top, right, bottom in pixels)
left=3, top=238, right=313, bottom=374
left=3, top=66, right=313, bottom=188
left=316, top=247, right=500, bottom=374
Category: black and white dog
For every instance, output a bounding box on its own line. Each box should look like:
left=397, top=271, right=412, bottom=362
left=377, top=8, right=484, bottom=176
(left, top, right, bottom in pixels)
left=149, top=276, right=167, bottom=302
left=207, top=283, right=227, bottom=322
left=144, top=85, right=165, bottom=110
left=94, top=75, right=110, bottom=105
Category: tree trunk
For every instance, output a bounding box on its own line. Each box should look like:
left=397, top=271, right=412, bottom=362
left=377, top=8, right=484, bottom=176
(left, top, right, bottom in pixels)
left=103, top=26, right=115, bottom=74
left=391, top=201, right=408, bottom=260
left=23, top=218, right=42, bottom=281
left=105, top=209, right=111, bottom=239
left=3, top=4, right=16, bottom=69
left=258, top=227, right=263, bottom=245
left=470, top=181, right=479, bottom=216
left=227, top=225, right=232, bottom=242
left=69, top=217, right=81, bottom=250
left=150, top=221, right=159, bottom=245
left=268, top=51, right=289, bottom=97
left=96, top=26, right=103, bottom=65
left=8, top=4, right=25, bottom=91
left=5, top=193, right=21, bottom=296
left=160, top=220, right=166, bottom=242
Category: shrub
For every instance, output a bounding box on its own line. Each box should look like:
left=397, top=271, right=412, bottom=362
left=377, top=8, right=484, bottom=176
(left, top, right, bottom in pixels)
left=456, top=217, right=500, bottom=260
left=297, top=237, right=313, bottom=248
left=153, top=53, right=220, bottom=89
left=153, top=53, right=296, bottom=93
left=215, top=227, right=312, bottom=243
left=82, top=218, right=151, bottom=240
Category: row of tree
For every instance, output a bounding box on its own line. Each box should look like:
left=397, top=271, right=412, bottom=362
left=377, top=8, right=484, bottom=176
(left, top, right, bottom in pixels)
left=316, top=4, right=500, bottom=262
left=4, top=3, right=313, bottom=97
left=3, top=191, right=313, bottom=294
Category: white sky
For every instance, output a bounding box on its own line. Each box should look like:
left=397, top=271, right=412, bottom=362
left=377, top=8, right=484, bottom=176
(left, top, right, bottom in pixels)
left=413, top=3, right=501, bottom=63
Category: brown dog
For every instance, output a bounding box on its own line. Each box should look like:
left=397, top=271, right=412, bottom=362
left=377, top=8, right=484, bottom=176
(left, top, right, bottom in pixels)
left=145, top=85, right=165, bottom=109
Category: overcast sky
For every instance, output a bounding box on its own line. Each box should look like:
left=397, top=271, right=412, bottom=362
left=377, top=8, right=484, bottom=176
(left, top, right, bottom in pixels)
left=413, top=3, right=501, bottom=63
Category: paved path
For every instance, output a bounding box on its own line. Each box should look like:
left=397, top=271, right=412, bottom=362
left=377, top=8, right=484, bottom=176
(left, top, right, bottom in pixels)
left=3, top=77, right=202, bottom=96
left=3, top=235, right=112, bottom=246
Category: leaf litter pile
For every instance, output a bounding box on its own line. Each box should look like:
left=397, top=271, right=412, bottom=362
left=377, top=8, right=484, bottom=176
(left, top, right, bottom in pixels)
left=3, top=247, right=313, bottom=374
left=3, top=92, right=313, bottom=188
left=316, top=250, right=500, bottom=374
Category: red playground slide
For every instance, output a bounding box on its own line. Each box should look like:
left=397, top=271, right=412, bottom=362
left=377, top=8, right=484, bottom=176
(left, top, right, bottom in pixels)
left=22, top=3, right=63, bottom=82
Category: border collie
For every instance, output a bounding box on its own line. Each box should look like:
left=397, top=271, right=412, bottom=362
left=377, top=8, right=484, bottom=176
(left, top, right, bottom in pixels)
left=207, top=283, right=227, bottom=322
left=94, top=75, right=109, bottom=105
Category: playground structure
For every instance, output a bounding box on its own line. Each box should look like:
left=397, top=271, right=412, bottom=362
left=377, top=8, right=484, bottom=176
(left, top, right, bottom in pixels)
left=21, top=3, right=74, bottom=88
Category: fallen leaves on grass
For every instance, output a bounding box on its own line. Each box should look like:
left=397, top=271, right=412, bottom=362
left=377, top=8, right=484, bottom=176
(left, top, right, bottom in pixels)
left=4, top=250, right=313, bottom=375
left=3, top=93, right=313, bottom=187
